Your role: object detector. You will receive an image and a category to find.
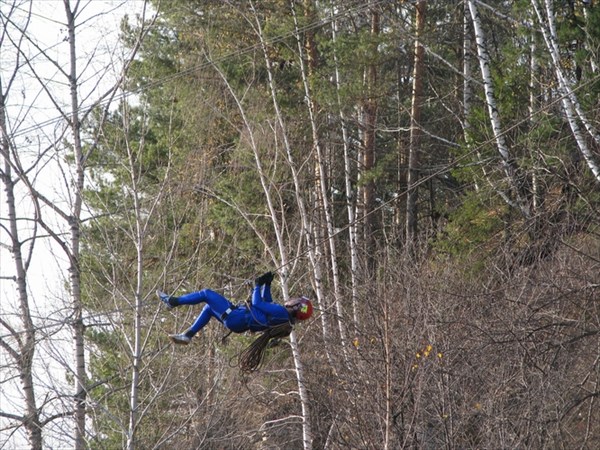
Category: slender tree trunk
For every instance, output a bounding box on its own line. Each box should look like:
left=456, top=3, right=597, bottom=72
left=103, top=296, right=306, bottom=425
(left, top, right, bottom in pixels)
left=529, top=33, right=542, bottom=213
left=64, top=2, right=87, bottom=447
left=359, top=3, right=379, bottom=270
left=382, top=287, right=392, bottom=450
left=212, top=16, right=314, bottom=445
left=127, top=241, right=143, bottom=450
left=463, top=0, right=472, bottom=142
left=467, top=0, right=532, bottom=217
left=125, top=105, right=144, bottom=450
left=330, top=1, right=360, bottom=326
left=406, top=1, right=426, bottom=246
left=582, top=6, right=598, bottom=74
left=0, top=80, right=43, bottom=450
left=292, top=0, right=349, bottom=358
left=249, top=4, right=319, bottom=446
left=531, top=0, right=600, bottom=182
left=463, top=0, right=479, bottom=193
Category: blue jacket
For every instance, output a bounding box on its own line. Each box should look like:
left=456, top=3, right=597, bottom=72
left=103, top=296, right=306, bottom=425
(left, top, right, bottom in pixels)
left=226, top=284, right=291, bottom=332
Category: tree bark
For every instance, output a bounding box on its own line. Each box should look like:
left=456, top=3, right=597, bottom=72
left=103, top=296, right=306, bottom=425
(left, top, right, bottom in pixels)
left=0, top=78, right=44, bottom=450
left=467, top=0, right=532, bottom=217
left=406, top=0, right=426, bottom=246
left=63, top=3, right=87, bottom=447
left=292, top=0, right=349, bottom=358
left=330, top=0, right=360, bottom=326
left=531, top=0, right=600, bottom=182
left=212, top=12, right=315, bottom=443
left=359, top=3, right=379, bottom=270
left=250, top=3, right=318, bottom=446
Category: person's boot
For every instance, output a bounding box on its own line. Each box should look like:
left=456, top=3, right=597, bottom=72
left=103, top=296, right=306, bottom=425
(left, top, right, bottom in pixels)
left=169, top=333, right=192, bottom=345
left=157, top=290, right=178, bottom=310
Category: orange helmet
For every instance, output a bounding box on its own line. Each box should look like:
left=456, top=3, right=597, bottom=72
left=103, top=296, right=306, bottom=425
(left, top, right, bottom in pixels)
left=285, top=296, right=313, bottom=321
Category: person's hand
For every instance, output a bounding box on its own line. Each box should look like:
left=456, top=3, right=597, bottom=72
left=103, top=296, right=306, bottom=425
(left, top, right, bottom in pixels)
left=255, top=271, right=275, bottom=286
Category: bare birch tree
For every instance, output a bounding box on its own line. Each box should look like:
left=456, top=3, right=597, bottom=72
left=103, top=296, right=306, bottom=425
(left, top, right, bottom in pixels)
left=531, top=0, right=600, bottom=182
left=467, top=0, right=532, bottom=219
left=0, top=1, right=148, bottom=447
left=119, top=101, right=166, bottom=450
left=329, top=1, right=360, bottom=327
left=211, top=48, right=316, bottom=450
left=290, top=0, right=350, bottom=360
left=406, top=0, right=426, bottom=246
left=1, top=66, right=44, bottom=450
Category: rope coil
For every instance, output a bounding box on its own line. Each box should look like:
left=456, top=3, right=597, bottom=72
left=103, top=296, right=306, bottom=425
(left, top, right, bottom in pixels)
left=238, top=323, right=293, bottom=373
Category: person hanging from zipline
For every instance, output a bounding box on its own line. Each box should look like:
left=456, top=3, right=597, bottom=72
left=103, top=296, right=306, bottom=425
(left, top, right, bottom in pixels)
left=157, top=271, right=313, bottom=345
left=158, top=271, right=313, bottom=372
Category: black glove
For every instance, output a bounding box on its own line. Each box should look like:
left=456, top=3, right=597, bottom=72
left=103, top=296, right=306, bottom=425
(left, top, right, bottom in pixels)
left=255, top=271, right=275, bottom=286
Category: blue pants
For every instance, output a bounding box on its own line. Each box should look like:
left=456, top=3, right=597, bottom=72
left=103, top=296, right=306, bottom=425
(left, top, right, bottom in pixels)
left=177, top=289, right=236, bottom=335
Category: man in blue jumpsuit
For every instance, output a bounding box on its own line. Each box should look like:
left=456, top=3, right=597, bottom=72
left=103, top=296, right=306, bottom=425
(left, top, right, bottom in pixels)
left=158, top=272, right=313, bottom=345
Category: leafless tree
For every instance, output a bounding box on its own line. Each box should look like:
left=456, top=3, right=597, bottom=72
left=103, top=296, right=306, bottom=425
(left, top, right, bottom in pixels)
left=406, top=0, right=426, bottom=245
left=290, top=0, right=350, bottom=361
left=467, top=0, right=532, bottom=218
left=531, top=0, right=600, bottom=182
left=329, top=0, right=360, bottom=327
left=0, top=1, right=150, bottom=447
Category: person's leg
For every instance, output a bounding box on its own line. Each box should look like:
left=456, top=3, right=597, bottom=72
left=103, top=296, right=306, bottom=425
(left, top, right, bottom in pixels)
left=177, top=289, right=231, bottom=311
left=170, top=305, right=215, bottom=345
left=177, top=289, right=231, bottom=312
left=169, top=290, right=233, bottom=344
left=175, top=290, right=205, bottom=306
left=187, top=304, right=216, bottom=335
left=162, top=288, right=231, bottom=308
left=251, top=285, right=289, bottom=321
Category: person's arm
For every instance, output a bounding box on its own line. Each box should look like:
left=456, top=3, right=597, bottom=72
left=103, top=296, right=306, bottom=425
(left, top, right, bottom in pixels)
left=251, top=285, right=288, bottom=318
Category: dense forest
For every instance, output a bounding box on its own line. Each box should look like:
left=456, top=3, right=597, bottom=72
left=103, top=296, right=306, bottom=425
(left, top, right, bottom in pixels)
left=2, top=1, right=599, bottom=449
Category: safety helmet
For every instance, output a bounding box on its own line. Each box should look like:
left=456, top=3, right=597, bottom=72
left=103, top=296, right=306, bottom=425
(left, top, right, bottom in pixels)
left=285, top=296, right=313, bottom=321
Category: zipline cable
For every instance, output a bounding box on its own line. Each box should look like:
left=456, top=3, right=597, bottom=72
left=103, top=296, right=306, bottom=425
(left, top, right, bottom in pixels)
left=5, top=0, right=385, bottom=140
left=0, top=0, right=387, bottom=340
left=2, top=3, right=600, bottom=341
left=3, top=68, right=599, bottom=342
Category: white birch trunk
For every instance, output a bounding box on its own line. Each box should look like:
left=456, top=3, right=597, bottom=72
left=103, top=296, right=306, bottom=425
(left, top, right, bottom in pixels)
left=291, top=0, right=349, bottom=359
left=406, top=1, right=426, bottom=243
left=0, top=80, right=44, bottom=450
left=467, top=0, right=532, bottom=217
left=64, top=3, right=87, bottom=446
left=529, top=34, right=542, bottom=212
left=250, top=3, right=318, bottom=446
left=330, top=1, right=360, bottom=326
left=124, top=105, right=149, bottom=450
left=582, top=6, right=598, bottom=73
left=541, top=0, right=600, bottom=145
left=531, top=0, right=600, bottom=182
left=1, top=3, right=149, bottom=447
left=212, top=28, right=314, bottom=450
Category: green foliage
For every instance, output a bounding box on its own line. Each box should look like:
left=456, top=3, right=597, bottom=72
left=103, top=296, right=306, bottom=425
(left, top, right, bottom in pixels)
left=74, top=1, right=600, bottom=448
left=434, top=190, right=506, bottom=257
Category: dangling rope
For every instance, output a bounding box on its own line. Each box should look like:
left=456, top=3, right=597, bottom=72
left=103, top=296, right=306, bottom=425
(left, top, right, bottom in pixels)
left=238, top=322, right=293, bottom=373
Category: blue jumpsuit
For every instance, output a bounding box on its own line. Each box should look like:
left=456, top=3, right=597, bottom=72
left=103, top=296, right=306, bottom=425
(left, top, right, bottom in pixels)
left=180, top=284, right=291, bottom=336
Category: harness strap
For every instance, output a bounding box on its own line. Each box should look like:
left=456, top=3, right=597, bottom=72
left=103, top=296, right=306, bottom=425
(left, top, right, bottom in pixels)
left=220, top=307, right=233, bottom=320
left=221, top=329, right=234, bottom=344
